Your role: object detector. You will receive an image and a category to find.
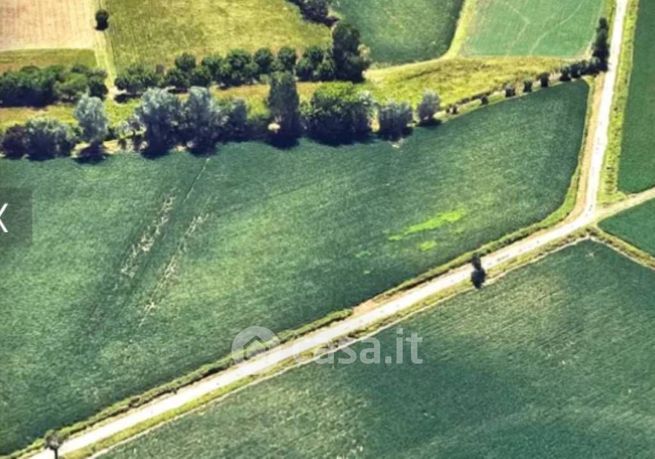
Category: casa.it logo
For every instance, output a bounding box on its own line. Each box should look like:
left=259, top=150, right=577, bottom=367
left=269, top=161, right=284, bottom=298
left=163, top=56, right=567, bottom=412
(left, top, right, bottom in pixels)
left=231, top=326, right=280, bottom=363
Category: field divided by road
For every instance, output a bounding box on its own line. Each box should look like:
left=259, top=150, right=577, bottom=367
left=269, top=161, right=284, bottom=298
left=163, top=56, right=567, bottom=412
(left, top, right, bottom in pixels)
left=601, top=198, right=655, bottom=256
left=617, top=0, right=655, bottom=192
left=331, top=0, right=463, bottom=64
left=453, top=0, right=605, bottom=57
left=104, top=0, right=331, bottom=71
left=0, top=82, right=588, bottom=454
left=101, top=241, right=655, bottom=458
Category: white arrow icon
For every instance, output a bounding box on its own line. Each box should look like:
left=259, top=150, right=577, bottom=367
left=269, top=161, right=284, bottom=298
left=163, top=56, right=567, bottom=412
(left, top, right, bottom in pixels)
left=0, top=203, right=7, bottom=233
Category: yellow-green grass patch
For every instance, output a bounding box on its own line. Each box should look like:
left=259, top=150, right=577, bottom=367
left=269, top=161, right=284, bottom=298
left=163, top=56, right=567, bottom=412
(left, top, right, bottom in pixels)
left=105, top=0, right=331, bottom=71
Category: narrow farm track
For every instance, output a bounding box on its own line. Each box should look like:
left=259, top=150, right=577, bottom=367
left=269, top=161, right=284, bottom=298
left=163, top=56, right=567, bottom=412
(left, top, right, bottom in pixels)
left=24, top=1, right=635, bottom=457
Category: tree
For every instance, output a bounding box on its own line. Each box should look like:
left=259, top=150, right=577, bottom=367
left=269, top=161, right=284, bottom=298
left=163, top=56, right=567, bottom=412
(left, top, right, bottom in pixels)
left=593, top=18, right=610, bottom=70
left=1, top=124, right=27, bottom=159
left=301, top=0, right=329, bottom=23
left=305, top=82, right=373, bottom=144
left=505, top=85, right=516, bottom=97
left=276, top=47, right=297, bottom=72
left=182, top=87, right=228, bottom=153
left=24, top=117, right=76, bottom=160
left=523, top=79, right=533, bottom=93
left=201, top=54, right=224, bottom=82
left=254, top=48, right=275, bottom=76
left=471, top=255, right=487, bottom=289
left=175, top=53, right=197, bottom=73
left=45, top=431, right=63, bottom=459
left=74, top=95, right=108, bottom=155
left=190, top=66, right=212, bottom=87
left=165, top=67, right=190, bottom=92
left=539, top=72, right=550, bottom=88
left=135, top=88, right=182, bottom=155
left=222, top=49, right=257, bottom=86
left=88, top=75, right=108, bottom=99
left=417, top=91, right=440, bottom=125
left=223, top=98, right=249, bottom=141
left=115, top=64, right=161, bottom=95
left=267, top=72, right=302, bottom=143
left=559, top=66, right=572, bottom=82
left=95, top=9, right=109, bottom=30
left=54, top=72, right=88, bottom=102
left=332, top=22, right=370, bottom=82
left=378, top=101, right=413, bottom=140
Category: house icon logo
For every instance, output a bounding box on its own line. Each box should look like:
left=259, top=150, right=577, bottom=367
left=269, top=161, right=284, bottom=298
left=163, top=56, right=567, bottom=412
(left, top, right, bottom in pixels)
left=231, top=326, right=280, bottom=363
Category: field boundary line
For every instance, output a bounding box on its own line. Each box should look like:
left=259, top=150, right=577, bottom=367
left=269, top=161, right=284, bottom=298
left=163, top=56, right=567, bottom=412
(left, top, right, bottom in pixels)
left=590, top=229, right=655, bottom=272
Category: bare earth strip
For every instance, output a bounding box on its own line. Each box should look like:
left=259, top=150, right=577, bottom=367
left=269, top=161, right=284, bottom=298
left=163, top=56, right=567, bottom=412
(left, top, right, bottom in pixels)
left=0, top=0, right=93, bottom=51
left=22, top=0, right=634, bottom=458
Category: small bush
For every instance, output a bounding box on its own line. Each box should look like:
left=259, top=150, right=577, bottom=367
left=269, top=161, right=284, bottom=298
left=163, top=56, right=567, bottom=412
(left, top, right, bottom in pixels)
left=1, top=125, right=28, bottom=159
left=417, top=91, right=440, bottom=125
left=378, top=101, right=413, bottom=140
left=523, top=79, right=533, bottom=93
left=539, top=73, right=550, bottom=88
left=24, top=118, right=76, bottom=160
left=95, top=9, right=109, bottom=30
left=505, top=85, right=516, bottom=98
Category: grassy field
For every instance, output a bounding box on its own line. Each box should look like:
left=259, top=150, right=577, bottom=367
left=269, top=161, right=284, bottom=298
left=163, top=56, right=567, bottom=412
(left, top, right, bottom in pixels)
left=102, top=240, right=655, bottom=458
left=601, top=199, right=655, bottom=256
left=105, top=0, right=331, bottom=71
left=617, top=0, right=655, bottom=193
left=331, top=0, right=463, bottom=64
left=0, top=82, right=588, bottom=454
left=0, top=49, right=96, bottom=73
left=452, top=0, right=605, bottom=57
left=366, top=56, right=564, bottom=105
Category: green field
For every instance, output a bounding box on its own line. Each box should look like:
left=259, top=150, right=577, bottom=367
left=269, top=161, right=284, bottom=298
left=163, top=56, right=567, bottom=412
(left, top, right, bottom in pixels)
left=332, top=0, right=463, bottom=64
left=617, top=0, right=655, bottom=192
left=105, top=0, right=331, bottom=71
left=102, top=241, right=655, bottom=458
left=601, top=199, right=655, bottom=256
left=0, top=82, right=588, bottom=454
left=453, top=0, right=605, bottom=57
left=0, top=49, right=96, bottom=73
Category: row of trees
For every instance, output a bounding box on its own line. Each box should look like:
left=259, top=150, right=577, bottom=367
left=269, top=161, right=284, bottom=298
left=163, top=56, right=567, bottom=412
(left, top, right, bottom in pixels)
left=0, top=74, right=439, bottom=160
left=115, top=22, right=369, bottom=96
left=0, top=65, right=108, bottom=107
left=0, top=94, right=108, bottom=160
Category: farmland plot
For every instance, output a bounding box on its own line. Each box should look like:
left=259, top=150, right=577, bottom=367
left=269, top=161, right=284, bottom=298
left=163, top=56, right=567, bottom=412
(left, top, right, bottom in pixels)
left=331, top=0, right=463, bottom=64
left=102, top=241, right=655, bottom=458
left=0, top=82, right=588, bottom=454
left=617, top=0, right=655, bottom=192
left=601, top=198, right=655, bottom=256
left=455, top=0, right=605, bottom=57
left=0, top=0, right=94, bottom=51
left=105, top=0, right=331, bottom=71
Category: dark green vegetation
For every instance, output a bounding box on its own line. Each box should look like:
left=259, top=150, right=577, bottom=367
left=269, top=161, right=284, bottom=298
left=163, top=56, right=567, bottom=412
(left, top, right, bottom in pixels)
left=0, top=82, right=587, bottom=454
left=102, top=241, right=655, bottom=458
left=332, top=0, right=463, bottom=64
left=601, top=199, right=655, bottom=256
left=618, top=0, right=655, bottom=192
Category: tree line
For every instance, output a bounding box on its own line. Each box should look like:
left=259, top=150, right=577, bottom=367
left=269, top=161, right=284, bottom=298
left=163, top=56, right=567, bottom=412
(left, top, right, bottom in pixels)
left=115, top=21, right=369, bottom=97
left=0, top=64, right=108, bottom=107
left=0, top=73, right=439, bottom=160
